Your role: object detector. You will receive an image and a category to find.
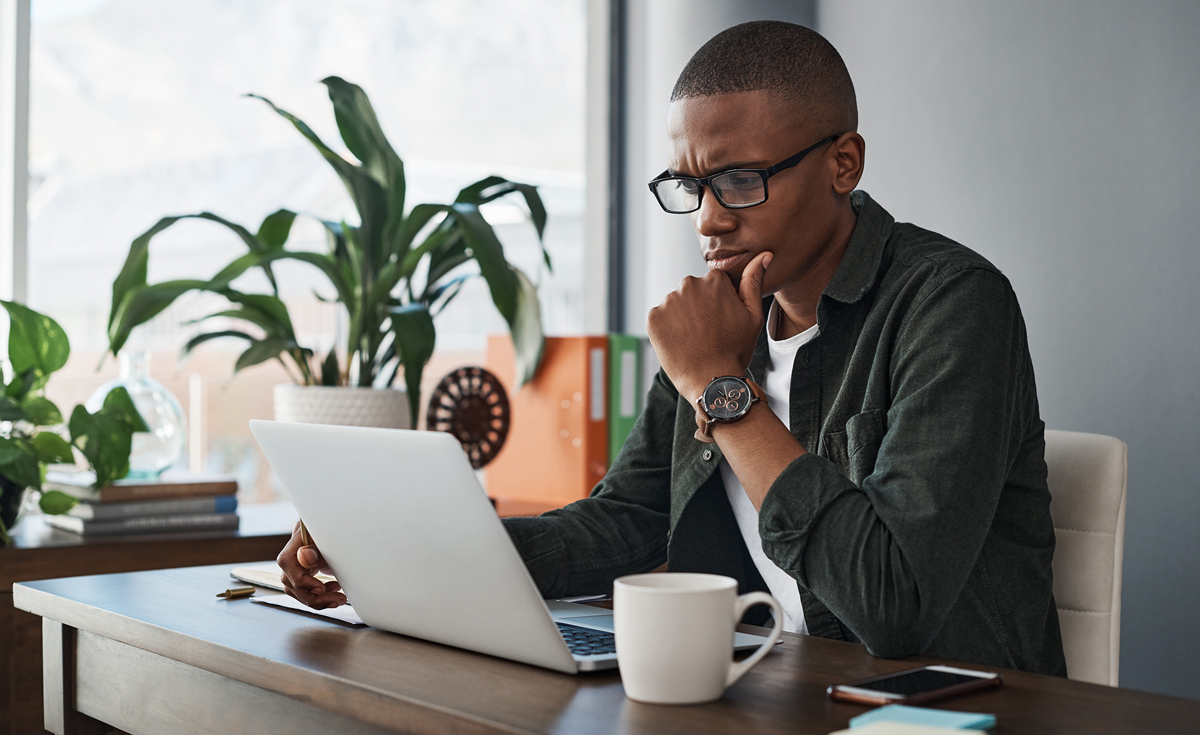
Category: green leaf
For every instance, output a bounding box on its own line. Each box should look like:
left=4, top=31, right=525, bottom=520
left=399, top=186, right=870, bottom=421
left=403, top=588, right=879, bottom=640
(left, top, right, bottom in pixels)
left=451, top=204, right=520, bottom=323
left=249, top=93, right=389, bottom=272
left=107, top=214, right=288, bottom=357
left=389, top=304, right=436, bottom=428
left=256, top=208, right=297, bottom=251
left=69, top=387, right=149, bottom=489
left=510, top=267, right=546, bottom=386
left=0, top=397, right=26, bottom=422
left=108, top=215, right=185, bottom=347
left=320, top=349, right=340, bottom=386
left=402, top=220, right=457, bottom=279
left=426, top=274, right=471, bottom=316
left=322, top=77, right=408, bottom=268
left=235, top=338, right=306, bottom=373
left=182, top=330, right=256, bottom=356
left=0, top=436, right=27, bottom=466
left=20, top=396, right=63, bottom=426
left=394, top=203, right=449, bottom=262
left=2, top=300, right=70, bottom=376
left=0, top=452, right=41, bottom=490
left=454, top=175, right=508, bottom=205
left=108, top=279, right=212, bottom=355
left=454, top=177, right=550, bottom=271
left=4, top=368, right=36, bottom=400
left=188, top=292, right=296, bottom=341
left=38, top=490, right=77, bottom=515
left=32, top=432, right=75, bottom=464
left=101, top=386, right=151, bottom=434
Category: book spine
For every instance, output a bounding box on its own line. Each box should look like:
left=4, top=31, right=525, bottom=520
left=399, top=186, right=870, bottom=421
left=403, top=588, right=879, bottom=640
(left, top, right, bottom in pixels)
left=45, top=512, right=241, bottom=537
left=97, top=482, right=239, bottom=503
left=69, top=495, right=238, bottom=520
left=608, top=334, right=642, bottom=464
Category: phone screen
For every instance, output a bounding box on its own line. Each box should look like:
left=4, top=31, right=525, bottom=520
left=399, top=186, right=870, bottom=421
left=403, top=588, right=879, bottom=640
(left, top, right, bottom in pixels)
left=852, top=668, right=982, bottom=696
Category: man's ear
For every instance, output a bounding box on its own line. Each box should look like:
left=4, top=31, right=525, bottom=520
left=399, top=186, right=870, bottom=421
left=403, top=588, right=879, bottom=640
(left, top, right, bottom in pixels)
left=830, top=132, right=865, bottom=195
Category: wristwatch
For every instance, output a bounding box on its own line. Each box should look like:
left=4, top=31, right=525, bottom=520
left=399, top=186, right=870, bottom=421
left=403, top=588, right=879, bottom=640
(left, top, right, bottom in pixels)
left=695, top=375, right=766, bottom=438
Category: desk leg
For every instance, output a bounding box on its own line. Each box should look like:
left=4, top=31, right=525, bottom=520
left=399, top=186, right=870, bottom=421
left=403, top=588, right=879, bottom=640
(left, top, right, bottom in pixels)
left=42, top=619, right=107, bottom=735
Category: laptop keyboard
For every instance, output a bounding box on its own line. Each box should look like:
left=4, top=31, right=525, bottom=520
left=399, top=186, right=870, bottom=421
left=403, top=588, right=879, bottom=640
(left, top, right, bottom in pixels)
left=557, top=622, right=616, bottom=657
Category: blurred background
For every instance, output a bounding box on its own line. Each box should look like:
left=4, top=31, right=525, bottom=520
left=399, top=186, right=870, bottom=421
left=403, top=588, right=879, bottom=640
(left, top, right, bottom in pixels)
left=2, top=0, right=1197, bottom=701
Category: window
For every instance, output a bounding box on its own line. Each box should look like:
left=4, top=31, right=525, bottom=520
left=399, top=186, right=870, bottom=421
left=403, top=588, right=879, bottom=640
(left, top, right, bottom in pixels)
left=26, top=0, right=587, bottom=499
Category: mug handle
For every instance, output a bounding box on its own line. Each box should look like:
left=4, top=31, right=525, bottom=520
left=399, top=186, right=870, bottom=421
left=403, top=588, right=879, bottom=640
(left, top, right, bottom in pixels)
left=725, top=591, right=784, bottom=688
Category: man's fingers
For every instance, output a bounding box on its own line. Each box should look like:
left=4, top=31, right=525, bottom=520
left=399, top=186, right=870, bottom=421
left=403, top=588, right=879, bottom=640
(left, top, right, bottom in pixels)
left=298, top=546, right=320, bottom=568
left=738, top=251, right=772, bottom=312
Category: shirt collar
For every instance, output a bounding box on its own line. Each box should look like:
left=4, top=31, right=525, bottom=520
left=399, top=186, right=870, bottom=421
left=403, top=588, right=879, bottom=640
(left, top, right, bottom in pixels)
left=749, top=191, right=893, bottom=382
left=820, top=190, right=895, bottom=304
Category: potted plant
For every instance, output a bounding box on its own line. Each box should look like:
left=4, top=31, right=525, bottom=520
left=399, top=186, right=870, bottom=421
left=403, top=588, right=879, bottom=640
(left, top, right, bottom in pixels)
left=105, top=77, right=549, bottom=428
left=0, top=301, right=148, bottom=545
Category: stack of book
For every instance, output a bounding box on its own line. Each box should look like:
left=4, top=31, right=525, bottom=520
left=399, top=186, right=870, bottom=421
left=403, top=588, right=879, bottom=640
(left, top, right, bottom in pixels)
left=41, top=471, right=240, bottom=537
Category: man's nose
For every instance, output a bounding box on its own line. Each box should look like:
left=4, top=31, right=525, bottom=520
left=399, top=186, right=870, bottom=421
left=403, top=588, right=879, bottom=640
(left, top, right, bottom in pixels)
left=690, top=187, right=737, bottom=237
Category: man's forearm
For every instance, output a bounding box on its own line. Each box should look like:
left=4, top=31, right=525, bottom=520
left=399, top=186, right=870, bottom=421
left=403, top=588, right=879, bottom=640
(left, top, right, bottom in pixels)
left=708, top=403, right=806, bottom=511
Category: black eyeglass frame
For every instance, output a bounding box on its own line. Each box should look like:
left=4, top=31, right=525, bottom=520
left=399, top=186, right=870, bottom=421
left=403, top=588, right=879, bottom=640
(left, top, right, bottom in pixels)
left=647, top=134, right=841, bottom=214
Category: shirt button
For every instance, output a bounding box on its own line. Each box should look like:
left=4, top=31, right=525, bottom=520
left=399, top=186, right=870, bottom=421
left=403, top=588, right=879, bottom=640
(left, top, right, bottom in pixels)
left=702, top=449, right=713, bottom=461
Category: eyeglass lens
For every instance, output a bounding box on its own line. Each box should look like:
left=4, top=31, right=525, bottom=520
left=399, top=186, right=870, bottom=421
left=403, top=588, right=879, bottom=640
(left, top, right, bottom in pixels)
left=654, top=171, right=766, bottom=213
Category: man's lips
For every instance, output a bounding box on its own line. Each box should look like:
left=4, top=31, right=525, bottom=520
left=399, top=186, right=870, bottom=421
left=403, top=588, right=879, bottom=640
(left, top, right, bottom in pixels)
left=705, top=251, right=751, bottom=273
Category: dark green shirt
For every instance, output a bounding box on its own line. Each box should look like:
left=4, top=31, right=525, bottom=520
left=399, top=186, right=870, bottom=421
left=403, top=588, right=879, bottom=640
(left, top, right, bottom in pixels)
left=504, top=191, right=1067, bottom=676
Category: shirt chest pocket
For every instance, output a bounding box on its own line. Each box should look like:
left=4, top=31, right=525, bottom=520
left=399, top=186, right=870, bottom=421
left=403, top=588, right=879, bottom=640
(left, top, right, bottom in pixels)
left=818, top=409, right=886, bottom=485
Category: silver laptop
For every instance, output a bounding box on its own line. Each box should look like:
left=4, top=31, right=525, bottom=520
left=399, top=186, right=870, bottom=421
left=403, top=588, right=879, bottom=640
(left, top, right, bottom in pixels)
left=249, top=420, right=770, bottom=674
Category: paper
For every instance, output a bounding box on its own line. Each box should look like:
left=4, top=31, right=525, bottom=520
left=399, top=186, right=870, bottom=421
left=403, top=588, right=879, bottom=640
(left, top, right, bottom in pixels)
left=252, top=593, right=365, bottom=626
left=230, top=562, right=336, bottom=592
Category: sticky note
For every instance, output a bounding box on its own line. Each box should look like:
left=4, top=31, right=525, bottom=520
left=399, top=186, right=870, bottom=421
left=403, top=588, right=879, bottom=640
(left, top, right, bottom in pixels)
left=849, top=704, right=995, bottom=730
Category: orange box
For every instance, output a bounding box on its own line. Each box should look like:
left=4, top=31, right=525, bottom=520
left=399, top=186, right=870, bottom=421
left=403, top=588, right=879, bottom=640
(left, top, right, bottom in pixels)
left=485, top=335, right=609, bottom=507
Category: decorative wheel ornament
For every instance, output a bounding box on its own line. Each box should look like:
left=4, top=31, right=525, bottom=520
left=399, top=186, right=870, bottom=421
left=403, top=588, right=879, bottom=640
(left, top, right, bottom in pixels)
left=426, top=367, right=511, bottom=469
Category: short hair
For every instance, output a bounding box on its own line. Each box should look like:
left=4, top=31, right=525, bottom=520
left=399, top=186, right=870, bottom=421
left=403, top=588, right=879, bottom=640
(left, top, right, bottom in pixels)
left=671, top=21, right=857, bottom=136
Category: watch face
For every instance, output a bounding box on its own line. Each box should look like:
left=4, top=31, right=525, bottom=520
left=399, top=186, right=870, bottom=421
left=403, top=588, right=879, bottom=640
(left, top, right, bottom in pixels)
left=702, top=377, right=753, bottom=421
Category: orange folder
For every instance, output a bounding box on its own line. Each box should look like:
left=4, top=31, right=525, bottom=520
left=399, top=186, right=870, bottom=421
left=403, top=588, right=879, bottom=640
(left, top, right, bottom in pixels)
left=485, top=335, right=609, bottom=507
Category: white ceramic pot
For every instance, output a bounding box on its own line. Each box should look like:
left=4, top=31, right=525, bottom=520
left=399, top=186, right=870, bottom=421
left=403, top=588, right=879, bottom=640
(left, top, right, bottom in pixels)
left=273, top=385, right=411, bottom=430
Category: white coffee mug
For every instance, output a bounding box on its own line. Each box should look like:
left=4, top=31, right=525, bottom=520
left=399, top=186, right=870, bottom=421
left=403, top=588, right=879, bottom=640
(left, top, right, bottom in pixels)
left=614, top=572, right=783, bottom=704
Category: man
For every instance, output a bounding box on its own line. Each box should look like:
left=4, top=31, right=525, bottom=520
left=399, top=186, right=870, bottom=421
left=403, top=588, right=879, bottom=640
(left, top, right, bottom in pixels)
left=279, top=21, right=1067, bottom=676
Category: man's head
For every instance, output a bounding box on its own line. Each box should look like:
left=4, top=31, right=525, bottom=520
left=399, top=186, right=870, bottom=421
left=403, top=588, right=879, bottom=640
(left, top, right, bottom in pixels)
left=671, top=20, right=857, bottom=140
left=664, top=21, right=864, bottom=302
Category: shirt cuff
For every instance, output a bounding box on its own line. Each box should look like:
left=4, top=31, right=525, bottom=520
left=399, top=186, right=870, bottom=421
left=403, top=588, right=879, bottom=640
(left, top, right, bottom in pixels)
left=757, top=452, right=860, bottom=580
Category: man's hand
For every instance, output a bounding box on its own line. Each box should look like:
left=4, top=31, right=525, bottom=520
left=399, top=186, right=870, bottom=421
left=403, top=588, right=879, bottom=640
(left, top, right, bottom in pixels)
left=647, top=251, right=773, bottom=402
left=277, top=520, right=347, bottom=609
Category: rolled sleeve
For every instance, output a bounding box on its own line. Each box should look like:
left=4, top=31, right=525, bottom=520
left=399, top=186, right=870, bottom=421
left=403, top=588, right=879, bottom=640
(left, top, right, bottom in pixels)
left=502, top=370, right=678, bottom=598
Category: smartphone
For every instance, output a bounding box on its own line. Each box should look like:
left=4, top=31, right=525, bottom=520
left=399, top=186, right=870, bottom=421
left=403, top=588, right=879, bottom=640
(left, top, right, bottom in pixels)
left=827, top=665, right=1002, bottom=706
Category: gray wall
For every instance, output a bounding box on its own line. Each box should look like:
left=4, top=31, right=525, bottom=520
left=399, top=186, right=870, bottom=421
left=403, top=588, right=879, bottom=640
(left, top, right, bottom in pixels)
left=819, top=1, right=1200, bottom=699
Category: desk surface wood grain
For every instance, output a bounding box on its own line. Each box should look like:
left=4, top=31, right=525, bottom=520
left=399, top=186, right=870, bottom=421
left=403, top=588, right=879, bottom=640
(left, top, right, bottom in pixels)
left=14, top=564, right=1200, bottom=735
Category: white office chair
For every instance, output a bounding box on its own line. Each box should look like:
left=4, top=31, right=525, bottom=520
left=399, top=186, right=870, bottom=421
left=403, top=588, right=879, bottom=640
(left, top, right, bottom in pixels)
left=1044, top=429, right=1128, bottom=686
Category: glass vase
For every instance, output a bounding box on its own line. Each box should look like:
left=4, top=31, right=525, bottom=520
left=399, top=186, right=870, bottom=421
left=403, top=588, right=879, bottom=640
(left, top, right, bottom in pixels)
left=87, top=351, right=186, bottom=479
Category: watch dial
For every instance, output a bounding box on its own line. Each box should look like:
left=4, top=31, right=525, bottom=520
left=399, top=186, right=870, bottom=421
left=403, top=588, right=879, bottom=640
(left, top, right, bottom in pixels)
left=702, top=377, right=752, bottom=420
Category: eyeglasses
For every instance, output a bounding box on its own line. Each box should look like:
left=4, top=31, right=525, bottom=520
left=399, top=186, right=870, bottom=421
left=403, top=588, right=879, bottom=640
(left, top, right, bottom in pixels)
left=647, top=134, right=840, bottom=214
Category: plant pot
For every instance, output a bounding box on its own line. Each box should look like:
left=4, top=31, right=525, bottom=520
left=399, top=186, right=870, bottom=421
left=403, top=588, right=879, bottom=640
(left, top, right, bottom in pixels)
left=273, top=385, right=411, bottom=430
left=0, top=475, right=26, bottom=537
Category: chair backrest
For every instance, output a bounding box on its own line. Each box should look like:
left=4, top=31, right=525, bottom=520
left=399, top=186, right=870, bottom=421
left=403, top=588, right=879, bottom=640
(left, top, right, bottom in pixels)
left=1044, top=429, right=1127, bottom=686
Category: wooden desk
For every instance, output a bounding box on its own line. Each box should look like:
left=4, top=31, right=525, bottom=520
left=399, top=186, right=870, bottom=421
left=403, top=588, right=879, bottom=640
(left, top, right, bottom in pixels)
left=14, top=565, right=1200, bottom=734
left=1, top=504, right=297, bottom=735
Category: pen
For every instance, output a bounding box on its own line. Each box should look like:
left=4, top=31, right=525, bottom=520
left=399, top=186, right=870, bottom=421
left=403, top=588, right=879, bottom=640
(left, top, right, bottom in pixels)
left=217, top=587, right=256, bottom=600
left=299, top=519, right=312, bottom=547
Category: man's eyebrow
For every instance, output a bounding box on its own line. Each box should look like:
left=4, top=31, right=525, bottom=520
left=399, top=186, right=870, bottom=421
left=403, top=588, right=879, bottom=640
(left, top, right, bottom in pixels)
left=668, top=160, right=769, bottom=177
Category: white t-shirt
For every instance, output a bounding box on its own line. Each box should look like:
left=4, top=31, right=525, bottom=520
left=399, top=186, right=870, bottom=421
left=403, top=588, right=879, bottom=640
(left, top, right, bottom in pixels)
left=720, top=301, right=819, bottom=634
